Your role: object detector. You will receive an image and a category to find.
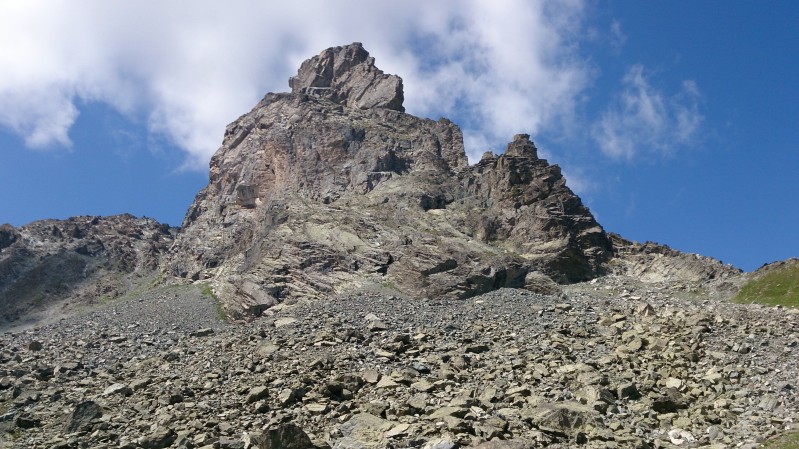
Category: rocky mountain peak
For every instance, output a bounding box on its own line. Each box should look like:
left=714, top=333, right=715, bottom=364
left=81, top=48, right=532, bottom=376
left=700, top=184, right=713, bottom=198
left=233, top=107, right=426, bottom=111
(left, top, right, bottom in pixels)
left=167, top=44, right=620, bottom=318
left=289, top=42, right=405, bottom=112
left=162, top=43, right=739, bottom=319
left=504, top=133, right=538, bottom=158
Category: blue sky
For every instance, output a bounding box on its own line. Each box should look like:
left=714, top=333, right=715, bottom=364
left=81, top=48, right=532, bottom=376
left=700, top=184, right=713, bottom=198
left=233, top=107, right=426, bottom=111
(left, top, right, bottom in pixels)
left=1, top=1, right=797, bottom=272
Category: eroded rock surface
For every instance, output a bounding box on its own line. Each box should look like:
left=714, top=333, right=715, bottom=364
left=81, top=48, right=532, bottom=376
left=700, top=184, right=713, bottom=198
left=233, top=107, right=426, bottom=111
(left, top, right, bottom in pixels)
left=609, top=234, right=742, bottom=285
left=289, top=42, right=404, bottom=112
left=0, top=214, right=174, bottom=330
left=166, top=43, right=615, bottom=318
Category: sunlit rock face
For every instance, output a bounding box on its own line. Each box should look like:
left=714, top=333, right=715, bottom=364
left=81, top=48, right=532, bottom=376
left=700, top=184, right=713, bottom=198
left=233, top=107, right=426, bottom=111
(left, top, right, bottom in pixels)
left=167, top=43, right=735, bottom=319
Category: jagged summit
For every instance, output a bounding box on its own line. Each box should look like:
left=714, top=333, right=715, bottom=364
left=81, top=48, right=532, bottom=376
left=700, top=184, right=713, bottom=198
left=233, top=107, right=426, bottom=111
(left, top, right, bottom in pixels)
left=165, top=43, right=620, bottom=318
left=504, top=134, right=539, bottom=158
left=0, top=44, right=741, bottom=328
left=161, top=43, right=741, bottom=319
left=289, top=42, right=405, bottom=112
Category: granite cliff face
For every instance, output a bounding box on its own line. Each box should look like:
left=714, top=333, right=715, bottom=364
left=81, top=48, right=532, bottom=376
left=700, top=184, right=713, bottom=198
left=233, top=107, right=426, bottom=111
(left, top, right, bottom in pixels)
left=0, top=215, right=174, bottom=329
left=166, top=43, right=616, bottom=318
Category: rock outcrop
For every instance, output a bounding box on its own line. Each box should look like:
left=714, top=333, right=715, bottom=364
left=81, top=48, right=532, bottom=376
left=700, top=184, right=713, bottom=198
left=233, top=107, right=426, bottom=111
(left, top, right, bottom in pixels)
left=289, top=42, right=404, bottom=112
left=0, top=214, right=174, bottom=329
left=608, top=234, right=742, bottom=284
left=166, top=43, right=614, bottom=318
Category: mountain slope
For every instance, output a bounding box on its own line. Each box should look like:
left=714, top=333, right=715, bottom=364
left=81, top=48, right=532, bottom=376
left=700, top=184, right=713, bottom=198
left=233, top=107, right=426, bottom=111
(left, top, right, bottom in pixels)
left=0, top=214, right=174, bottom=329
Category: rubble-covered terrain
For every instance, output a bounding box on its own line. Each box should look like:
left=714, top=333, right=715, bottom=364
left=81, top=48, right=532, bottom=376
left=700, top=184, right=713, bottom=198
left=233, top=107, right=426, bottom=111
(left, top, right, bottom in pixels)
left=1, top=276, right=796, bottom=449
left=0, top=215, right=174, bottom=331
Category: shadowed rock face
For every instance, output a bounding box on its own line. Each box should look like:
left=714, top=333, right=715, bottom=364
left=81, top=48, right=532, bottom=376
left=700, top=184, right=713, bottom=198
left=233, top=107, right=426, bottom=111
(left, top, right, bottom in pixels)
left=0, top=214, right=174, bottom=329
left=166, top=43, right=616, bottom=318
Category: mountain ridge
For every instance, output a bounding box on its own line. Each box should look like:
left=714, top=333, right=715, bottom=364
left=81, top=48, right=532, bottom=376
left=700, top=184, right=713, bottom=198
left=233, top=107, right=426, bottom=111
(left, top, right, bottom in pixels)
left=163, top=43, right=739, bottom=319
left=0, top=43, right=741, bottom=326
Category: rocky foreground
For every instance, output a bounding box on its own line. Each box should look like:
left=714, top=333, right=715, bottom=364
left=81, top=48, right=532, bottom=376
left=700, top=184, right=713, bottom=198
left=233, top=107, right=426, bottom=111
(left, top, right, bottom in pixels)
left=1, top=277, right=796, bottom=449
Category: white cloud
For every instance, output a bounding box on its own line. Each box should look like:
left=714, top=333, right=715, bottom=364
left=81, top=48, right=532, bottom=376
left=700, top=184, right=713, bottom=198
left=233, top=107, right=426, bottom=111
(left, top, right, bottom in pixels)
left=0, top=0, right=590, bottom=167
left=592, top=65, right=703, bottom=159
left=609, top=20, right=626, bottom=51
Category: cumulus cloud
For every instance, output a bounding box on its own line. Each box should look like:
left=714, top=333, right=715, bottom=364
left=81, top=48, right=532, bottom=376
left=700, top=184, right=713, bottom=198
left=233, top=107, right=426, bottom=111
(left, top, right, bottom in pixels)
left=592, top=65, right=703, bottom=159
left=0, top=0, right=589, bottom=167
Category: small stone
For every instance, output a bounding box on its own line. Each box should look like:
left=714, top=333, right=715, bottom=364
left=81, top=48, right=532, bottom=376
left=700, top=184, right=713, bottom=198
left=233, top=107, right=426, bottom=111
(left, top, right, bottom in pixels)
left=529, top=402, right=602, bottom=438
left=473, top=440, right=532, bottom=449
left=305, top=403, right=328, bottom=414
left=668, top=428, right=696, bottom=446
left=276, top=388, right=303, bottom=406
left=256, top=341, right=280, bottom=357
left=385, top=423, right=411, bottom=438
left=422, top=439, right=457, bottom=449
left=617, top=382, right=641, bottom=400
left=274, top=317, right=297, bottom=327
left=191, top=328, right=214, bottom=337
left=248, top=423, right=315, bottom=449
left=665, top=377, right=683, bottom=389
left=362, top=369, right=381, bottom=384
left=14, top=415, right=41, bottom=429
left=506, top=385, right=531, bottom=397
left=375, top=377, right=400, bottom=389
left=636, top=302, right=655, bottom=317
left=130, top=377, right=152, bottom=391
left=64, top=401, right=103, bottom=432
left=703, top=368, right=723, bottom=383
left=465, top=344, right=489, bottom=354
left=139, top=428, right=177, bottom=449
left=103, top=383, right=133, bottom=397
left=428, top=406, right=467, bottom=419
left=412, top=379, right=435, bottom=392
left=758, top=395, right=779, bottom=411
left=555, top=303, right=573, bottom=312
left=368, top=320, right=389, bottom=332
left=337, top=413, right=393, bottom=448
left=246, top=386, right=269, bottom=403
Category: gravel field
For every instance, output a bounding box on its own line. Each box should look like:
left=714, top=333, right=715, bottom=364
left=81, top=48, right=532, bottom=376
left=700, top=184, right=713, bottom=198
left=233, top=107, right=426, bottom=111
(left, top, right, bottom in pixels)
left=1, top=277, right=797, bottom=449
